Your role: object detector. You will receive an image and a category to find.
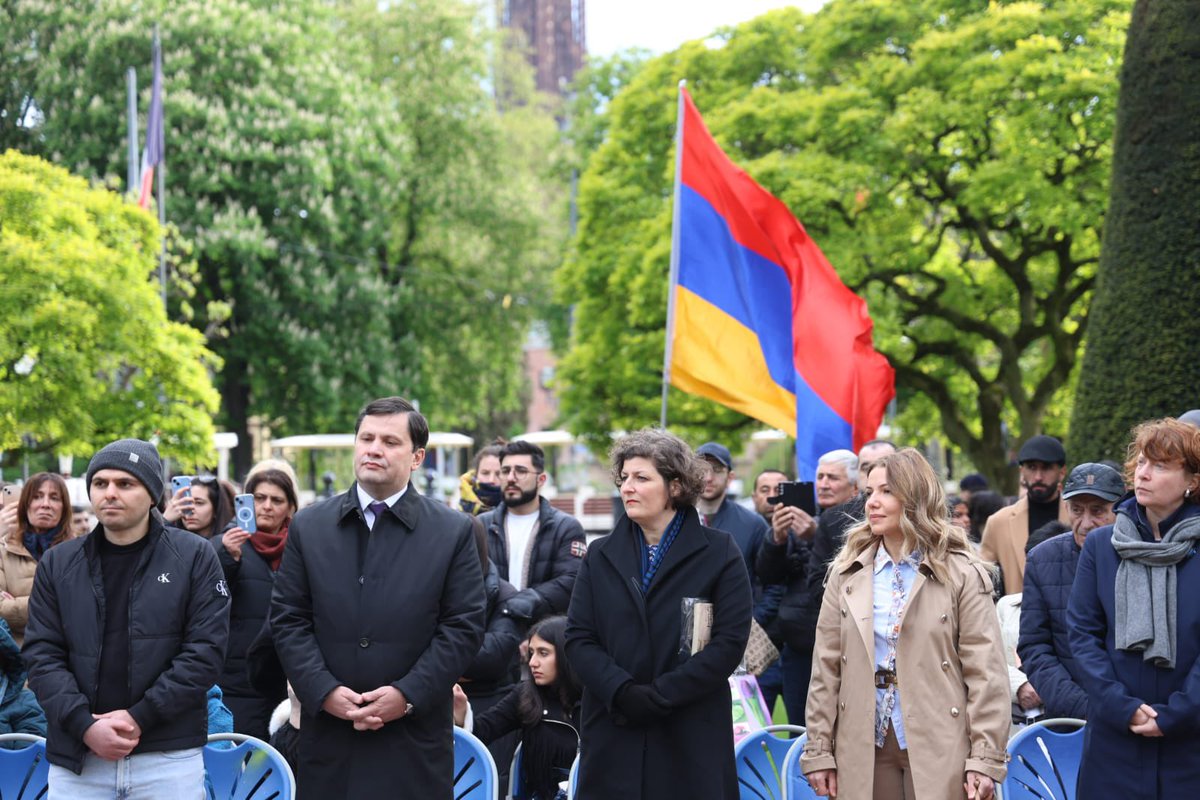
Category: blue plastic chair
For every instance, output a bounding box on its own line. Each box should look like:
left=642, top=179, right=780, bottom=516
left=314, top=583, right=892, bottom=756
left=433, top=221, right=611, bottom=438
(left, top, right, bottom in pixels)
left=0, top=733, right=47, bottom=800
left=204, top=732, right=295, bottom=800
left=999, top=718, right=1085, bottom=800
left=566, top=754, right=579, bottom=800
left=454, top=727, right=500, bottom=800
left=779, top=733, right=819, bottom=800
left=508, top=742, right=525, bottom=800
left=735, top=724, right=805, bottom=800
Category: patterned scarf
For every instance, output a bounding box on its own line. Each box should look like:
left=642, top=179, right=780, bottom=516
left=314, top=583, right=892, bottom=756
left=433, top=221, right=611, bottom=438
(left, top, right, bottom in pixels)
left=638, top=511, right=685, bottom=594
left=23, top=525, right=61, bottom=562
left=874, top=548, right=921, bottom=748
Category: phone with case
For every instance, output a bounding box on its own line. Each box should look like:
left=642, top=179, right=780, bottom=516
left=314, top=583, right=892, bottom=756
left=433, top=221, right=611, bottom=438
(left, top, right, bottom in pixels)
left=234, top=493, right=257, bottom=534
left=171, top=476, right=193, bottom=515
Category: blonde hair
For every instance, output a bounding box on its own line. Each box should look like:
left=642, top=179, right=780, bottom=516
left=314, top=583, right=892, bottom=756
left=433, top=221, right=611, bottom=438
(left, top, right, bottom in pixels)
left=831, top=448, right=985, bottom=583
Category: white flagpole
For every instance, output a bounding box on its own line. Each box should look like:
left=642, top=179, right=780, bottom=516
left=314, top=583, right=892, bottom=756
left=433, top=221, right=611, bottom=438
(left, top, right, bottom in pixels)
left=660, top=79, right=687, bottom=429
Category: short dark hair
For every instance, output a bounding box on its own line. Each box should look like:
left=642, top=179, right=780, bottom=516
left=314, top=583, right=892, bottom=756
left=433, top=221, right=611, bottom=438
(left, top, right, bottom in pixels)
left=609, top=428, right=705, bottom=508
left=246, top=469, right=299, bottom=513
left=502, top=440, right=545, bottom=472
left=755, top=469, right=789, bottom=487
left=354, top=396, right=429, bottom=450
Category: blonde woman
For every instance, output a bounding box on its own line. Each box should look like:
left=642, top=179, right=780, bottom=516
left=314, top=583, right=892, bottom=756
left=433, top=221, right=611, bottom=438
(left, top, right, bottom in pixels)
left=802, top=448, right=1009, bottom=799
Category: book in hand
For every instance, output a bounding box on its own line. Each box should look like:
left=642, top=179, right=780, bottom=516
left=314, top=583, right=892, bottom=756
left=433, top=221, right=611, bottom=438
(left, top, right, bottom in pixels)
left=680, top=597, right=713, bottom=655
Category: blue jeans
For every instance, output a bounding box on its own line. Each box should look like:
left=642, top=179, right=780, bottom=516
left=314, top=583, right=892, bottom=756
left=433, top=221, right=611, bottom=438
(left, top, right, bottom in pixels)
left=780, top=643, right=813, bottom=727
left=48, top=748, right=205, bottom=799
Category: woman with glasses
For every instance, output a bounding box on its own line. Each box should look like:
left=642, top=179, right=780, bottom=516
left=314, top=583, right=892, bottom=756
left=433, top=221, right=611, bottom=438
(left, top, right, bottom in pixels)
left=214, top=460, right=299, bottom=738
left=564, top=429, right=751, bottom=800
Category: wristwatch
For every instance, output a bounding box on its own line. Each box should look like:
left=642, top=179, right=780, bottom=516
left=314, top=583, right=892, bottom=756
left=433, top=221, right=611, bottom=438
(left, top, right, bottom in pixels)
left=404, top=702, right=414, bottom=717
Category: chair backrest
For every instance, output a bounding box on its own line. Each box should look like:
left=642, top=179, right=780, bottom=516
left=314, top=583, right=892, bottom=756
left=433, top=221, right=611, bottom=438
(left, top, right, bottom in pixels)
left=566, top=754, right=579, bottom=800
left=204, top=732, right=296, bottom=800
left=734, top=724, right=805, bottom=800
left=0, top=734, right=48, bottom=800
left=999, top=718, right=1086, bottom=800
left=454, top=728, right=500, bottom=800
left=779, top=733, right=819, bottom=800
left=508, top=742, right=525, bottom=800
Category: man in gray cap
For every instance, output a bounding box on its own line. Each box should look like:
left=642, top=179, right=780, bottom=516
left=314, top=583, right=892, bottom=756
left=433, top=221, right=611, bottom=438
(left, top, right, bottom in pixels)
left=23, top=438, right=229, bottom=798
left=980, top=434, right=1071, bottom=594
left=1018, top=462, right=1125, bottom=719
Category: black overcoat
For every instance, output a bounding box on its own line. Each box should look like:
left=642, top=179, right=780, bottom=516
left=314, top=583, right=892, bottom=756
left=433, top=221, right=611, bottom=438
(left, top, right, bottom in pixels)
left=565, top=507, right=751, bottom=800
left=214, top=530, right=283, bottom=738
left=271, top=484, right=486, bottom=799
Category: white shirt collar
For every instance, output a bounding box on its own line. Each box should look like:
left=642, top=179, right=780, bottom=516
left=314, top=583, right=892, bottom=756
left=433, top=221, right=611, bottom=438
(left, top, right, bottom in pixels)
left=356, top=483, right=407, bottom=514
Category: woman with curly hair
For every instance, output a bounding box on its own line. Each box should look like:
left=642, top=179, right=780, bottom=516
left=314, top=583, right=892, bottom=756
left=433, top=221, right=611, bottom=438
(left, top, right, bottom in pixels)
left=802, top=448, right=1009, bottom=799
left=565, top=428, right=751, bottom=800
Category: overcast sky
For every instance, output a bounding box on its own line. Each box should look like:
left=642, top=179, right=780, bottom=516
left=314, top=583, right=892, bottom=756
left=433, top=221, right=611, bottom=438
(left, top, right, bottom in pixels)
left=586, top=0, right=827, bottom=58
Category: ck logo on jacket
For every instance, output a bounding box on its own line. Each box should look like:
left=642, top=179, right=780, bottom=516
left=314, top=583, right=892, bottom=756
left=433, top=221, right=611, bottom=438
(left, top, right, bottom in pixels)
left=157, top=572, right=170, bottom=583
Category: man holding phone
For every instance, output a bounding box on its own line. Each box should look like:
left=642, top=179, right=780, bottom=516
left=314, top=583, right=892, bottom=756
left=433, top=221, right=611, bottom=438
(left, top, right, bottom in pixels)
left=271, top=397, right=485, bottom=799
left=23, top=438, right=230, bottom=798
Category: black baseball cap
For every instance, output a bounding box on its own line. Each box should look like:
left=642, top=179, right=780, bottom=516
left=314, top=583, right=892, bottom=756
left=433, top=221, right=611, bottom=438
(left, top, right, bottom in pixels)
left=1062, top=463, right=1124, bottom=502
left=696, top=442, right=733, bottom=470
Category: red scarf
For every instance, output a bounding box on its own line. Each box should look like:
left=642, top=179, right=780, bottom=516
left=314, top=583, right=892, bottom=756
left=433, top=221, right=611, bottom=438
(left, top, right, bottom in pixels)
left=250, top=520, right=289, bottom=571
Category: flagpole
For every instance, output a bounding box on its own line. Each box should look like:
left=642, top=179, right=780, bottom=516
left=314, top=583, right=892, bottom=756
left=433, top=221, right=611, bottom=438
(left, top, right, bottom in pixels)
left=152, top=24, right=167, bottom=311
left=660, top=79, right=686, bottom=429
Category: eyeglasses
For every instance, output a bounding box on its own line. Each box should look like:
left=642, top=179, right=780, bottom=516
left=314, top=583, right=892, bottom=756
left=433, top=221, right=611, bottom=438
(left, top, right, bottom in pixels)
left=499, top=466, right=541, bottom=479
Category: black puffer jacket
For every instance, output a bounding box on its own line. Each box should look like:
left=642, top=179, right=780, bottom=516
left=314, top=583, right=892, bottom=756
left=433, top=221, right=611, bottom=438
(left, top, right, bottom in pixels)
left=755, top=495, right=863, bottom=651
left=482, top=497, right=586, bottom=621
left=461, top=561, right=523, bottom=697
left=24, top=520, right=230, bottom=772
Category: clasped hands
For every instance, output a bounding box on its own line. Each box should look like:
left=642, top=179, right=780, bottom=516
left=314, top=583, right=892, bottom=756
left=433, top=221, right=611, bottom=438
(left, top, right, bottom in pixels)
left=1129, top=703, right=1163, bottom=737
left=323, top=685, right=410, bottom=731
left=84, top=709, right=141, bottom=760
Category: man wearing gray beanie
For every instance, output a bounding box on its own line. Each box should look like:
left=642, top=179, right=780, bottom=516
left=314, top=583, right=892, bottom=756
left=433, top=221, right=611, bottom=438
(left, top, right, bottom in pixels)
left=23, top=438, right=230, bottom=797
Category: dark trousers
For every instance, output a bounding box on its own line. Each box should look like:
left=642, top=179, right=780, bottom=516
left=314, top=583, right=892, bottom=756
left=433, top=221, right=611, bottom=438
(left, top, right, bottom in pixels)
left=780, top=643, right=813, bottom=727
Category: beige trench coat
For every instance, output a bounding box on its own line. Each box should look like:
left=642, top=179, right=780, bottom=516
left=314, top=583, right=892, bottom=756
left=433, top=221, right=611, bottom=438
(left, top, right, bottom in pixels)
left=801, top=543, right=1010, bottom=799
left=978, top=496, right=1069, bottom=595
left=0, top=533, right=38, bottom=644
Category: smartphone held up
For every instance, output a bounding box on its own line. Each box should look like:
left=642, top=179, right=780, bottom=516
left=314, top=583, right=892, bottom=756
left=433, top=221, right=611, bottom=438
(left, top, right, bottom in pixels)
left=234, top=494, right=257, bottom=534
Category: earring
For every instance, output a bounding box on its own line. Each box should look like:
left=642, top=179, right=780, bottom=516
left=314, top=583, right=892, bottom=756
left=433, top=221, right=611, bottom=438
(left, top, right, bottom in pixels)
left=1187, top=488, right=1194, bottom=499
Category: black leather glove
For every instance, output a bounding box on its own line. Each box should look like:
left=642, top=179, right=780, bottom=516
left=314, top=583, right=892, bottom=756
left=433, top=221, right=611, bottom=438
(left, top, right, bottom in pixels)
left=614, top=683, right=670, bottom=725
left=501, top=588, right=545, bottom=622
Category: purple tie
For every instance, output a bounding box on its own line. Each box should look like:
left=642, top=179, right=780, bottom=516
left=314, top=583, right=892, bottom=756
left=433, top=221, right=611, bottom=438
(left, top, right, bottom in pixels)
left=368, top=501, right=388, bottom=528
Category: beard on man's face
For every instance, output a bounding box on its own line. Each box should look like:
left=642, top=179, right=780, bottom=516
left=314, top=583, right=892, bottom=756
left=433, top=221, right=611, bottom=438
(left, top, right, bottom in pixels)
left=1025, top=482, right=1059, bottom=503
left=505, top=485, right=539, bottom=508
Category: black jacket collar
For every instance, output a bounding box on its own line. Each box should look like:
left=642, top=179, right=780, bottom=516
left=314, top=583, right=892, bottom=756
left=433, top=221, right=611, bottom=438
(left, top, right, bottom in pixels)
left=336, top=482, right=421, bottom=530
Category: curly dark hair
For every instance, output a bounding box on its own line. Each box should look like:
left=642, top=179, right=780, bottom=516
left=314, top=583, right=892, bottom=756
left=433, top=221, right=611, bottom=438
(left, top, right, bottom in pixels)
left=608, top=428, right=705, bottom=508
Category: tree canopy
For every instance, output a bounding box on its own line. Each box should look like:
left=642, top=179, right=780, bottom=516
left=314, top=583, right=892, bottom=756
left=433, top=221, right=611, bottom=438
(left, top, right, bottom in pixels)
left=3, top=0, right=567, bottom=475
left=0, top=150, right=219, bottom=463
left=556, top=0, right=1129, bottom=486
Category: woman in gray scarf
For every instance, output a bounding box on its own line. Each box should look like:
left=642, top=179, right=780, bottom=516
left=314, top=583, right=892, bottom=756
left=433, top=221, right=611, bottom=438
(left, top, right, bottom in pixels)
left=1068, top=418, right=1200, bottom=798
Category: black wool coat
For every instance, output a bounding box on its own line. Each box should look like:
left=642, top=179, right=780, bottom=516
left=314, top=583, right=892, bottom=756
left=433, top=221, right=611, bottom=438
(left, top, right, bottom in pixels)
left=565, top=507, right=752, bottom=800
left=270, top=484, right=486, bottom=800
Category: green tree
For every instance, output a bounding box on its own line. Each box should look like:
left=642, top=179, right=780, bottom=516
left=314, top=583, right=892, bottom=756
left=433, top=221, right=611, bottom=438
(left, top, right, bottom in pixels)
left=556, top=0, right=1128, bottom=487
left=338, top=0, right=570, bottom=441
left=0, top=150, right=220, bottom=463
left=1068, top=0, right=1200, bottom=461
left=4, top=0, right=568, bottom=473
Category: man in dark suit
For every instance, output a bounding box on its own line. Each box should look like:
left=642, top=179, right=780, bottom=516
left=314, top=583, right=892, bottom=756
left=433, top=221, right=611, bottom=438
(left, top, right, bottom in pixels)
left=271, top=397, right=485, bottom=799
